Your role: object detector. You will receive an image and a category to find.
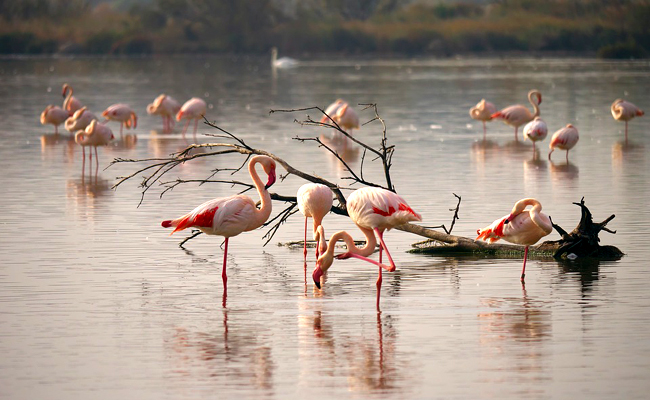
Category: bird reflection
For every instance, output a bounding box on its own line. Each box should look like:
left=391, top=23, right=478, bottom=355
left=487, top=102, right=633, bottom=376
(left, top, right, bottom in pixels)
left=470, top=139, right=500, bottom=169
left=40, top=133, right=76, bottom=162
left=110, top=133, right=138, bottom=150
left=549, top=159, right=579, bottom=182
left=168, top=309, right=275, bottom=393
left=478, top=288, right=551, bottom=378
left=612, top=140, right=645, bottom=173
left=502, top=138, right=531, bottom=155
left=319, top=133, right=359, bottom=176
left=148, top=130, right=204, bottom=159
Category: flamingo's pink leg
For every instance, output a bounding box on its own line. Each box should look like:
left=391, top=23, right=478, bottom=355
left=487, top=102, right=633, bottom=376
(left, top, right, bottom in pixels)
left=222, top=237, right=229, bottom=285
left=303, top=217, right=308, bottom=261
left=521, top=246, right=529, bottom=282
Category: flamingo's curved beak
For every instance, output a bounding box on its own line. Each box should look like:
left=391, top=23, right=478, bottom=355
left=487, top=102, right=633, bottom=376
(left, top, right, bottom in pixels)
left=265, top=168, right=277, bottom=190
left=312, top=266, right=323, bottom=289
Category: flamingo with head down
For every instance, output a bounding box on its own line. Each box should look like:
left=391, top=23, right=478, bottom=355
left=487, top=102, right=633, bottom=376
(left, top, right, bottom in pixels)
left=147, top=94, right=181, bottom=132
left=102, top=104, right=137, bottom=136
left=313, top=186, right=421, bottom=308
left=477, top=198, right=552, bottom=282
left=40, top=105, right=70, bottom=134
left=491, top=90, right=542, bottom=141
left=321, top=99, right=360, bottom=133
left=548, top=124, right=579, bottom=161
left=522, top=116, right=548, bottom=156
left=297, top=183, right=333, bottom=262
left=74, top=119, right=114, bottom=170
left=62, top=83, right=83, bottom=114
left=176, top=97, right=207, bottom=137
left=611, top=99, right=644, bottom=142
left=469, top=99, right=497, bottom=138
left=65, top=107, right=98, bottom=133
left=161, top=155, right=277, bottom=288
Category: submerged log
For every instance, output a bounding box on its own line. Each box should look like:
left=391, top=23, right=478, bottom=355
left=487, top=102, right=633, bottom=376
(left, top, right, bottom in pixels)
left=404, top=198, right=623, bottom=260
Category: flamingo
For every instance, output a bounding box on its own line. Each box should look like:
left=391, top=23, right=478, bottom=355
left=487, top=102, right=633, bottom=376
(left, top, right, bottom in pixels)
left=271, top=47, right=299, bottom=69
left=161, top=155, right=277, bottom=287
left=320, top=99, right=360, bottom=133
left=176, top=97, right=207, bottom=137
left=75, top=119, right=114, bottom=170
left=102, top=104, right=137, bottom=137
left=522, top=116, right=548, bottom=156
left=469, top=99, right=497, bottom=138
left=611, top=99, right=644, bottom=142
left=62, top=83, right=83, bottom=113
left=65, top=107, right=97, bottom=133
left=40, top=105, right=70, bottom=134
left=548, top=124, right=579, bottom=161
left=147, top=94, right=181, bottom=133
left=297, top=183, right=333, bottom=262
left=477, top=198, right=552, bottom=282
left=491, top=89, right=542, bottom=141
left=313, top=187, right=421, bottom=308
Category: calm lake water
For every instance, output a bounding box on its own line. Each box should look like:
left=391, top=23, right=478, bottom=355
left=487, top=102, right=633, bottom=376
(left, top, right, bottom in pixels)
left=1, top=55, right=650, bottom=399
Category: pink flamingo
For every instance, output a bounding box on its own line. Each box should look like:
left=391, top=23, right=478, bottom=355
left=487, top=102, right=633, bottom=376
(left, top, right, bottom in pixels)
left=161, top=155, right=277, bottom=288
left=548, top=124, right=579, bottom=161
left=147, top=94, right=181, bottom=132
left=491, top=89, right=542, bottom=141
left=40, top=105, right=70, bottom=134
left=611, top=99, right=644, bottom=143
left=62, top=83, right=83, bottom=114
left=176, top=97, right=207, bottom=137
left=469, top=99, right=497, bottom=138
left=522, top=116, right=548, bottom=156
left=321, top=99, right=360, bottom=133
left=477, top=198, right=552, bottom=282
left=297, top=183, right=333, bottom=262
left=102, top=104, right=137, bottom=137
left=313, top=187, right=421, bottom=307
left=65, top=107, right=97, bottom=133
left=74, top=119, right=114, bottom=171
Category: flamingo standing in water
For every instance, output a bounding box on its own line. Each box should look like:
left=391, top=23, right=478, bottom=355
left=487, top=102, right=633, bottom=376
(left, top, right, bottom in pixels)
left=102, top=104, right=137, bottom=137
left=611, top=99, right=644, bottom=142
left=491, top=89, right=542, bottom=141
left=313, top=187, right=421, bottom=308
left=548, top=124, right=579, bottom=161
left=40, top=105, right=70, bottom=134
left=469, top=99, right=497, bottom=138
left=177, top=97, right=207, bottom=137
left=147, top=94, right=181, bottom=132
left=65, top=107, right=97, bottom=133
left=321, top=99, right=360, bottom=133
left=62, top=83, right=83, bottom=114
left=477, top=198, right=552, bottom=282
left=297, top=183, right=333, bottom=262
left=161, top=155, right=277, bottom=288
left=523, top=116, right=548, bottom=156
left=75, top=119, right=114, bottom=171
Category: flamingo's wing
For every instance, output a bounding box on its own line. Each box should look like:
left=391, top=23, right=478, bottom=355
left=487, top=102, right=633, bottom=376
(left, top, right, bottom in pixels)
left=476, top=215, right=508, bottom=243
left=163, top=197, right=231, bottom=234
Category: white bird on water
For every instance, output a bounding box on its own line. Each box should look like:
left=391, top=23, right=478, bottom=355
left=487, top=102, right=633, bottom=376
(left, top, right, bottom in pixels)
left=271, top=47, right=299, bottom=69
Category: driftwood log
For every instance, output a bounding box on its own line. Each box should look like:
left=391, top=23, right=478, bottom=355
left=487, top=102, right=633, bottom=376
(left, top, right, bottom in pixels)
left=406, top=197, right=623, bottom=260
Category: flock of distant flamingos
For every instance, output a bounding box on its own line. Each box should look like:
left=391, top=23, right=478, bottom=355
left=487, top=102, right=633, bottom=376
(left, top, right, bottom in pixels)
left=39, top=83, right=644, bottom=305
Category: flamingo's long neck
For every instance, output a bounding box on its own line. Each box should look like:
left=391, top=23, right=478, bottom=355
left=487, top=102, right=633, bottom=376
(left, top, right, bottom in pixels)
left=246, top=157, right=272, bottom=231
left=319, top=227, right=377, bottom=273
left=63, top=86, right=73, bottom=110
left=529, top=92, right=540, bottom=118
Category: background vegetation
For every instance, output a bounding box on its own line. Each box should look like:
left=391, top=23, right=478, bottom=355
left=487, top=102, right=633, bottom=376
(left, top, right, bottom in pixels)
left=1, top=0, right=648, bottom=58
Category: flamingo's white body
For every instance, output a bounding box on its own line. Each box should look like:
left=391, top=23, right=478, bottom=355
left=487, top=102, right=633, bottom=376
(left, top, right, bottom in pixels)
left=469, top=99, right=497, bottom=138
left=62, top=83, right=83, bottom=114
left=314, top=187, right=421, bottom=307
left=147, top=94, right=181, bottom=132
left=65, top=107, right=97, bottom=133
left=176, top=97, right=207, bottom=137
left=74, top=119, right=114, bottom=168
left=297, top=183, right=333, bottom=261
left=271, top=47, right=299, bottom=69
left=491, top=90, right=542, bottom=140
left=102, top=104, right=137, bottom=136
left=161, top=155, right=277, bottom=286
left=477, top=198, right=552, bottom=282
left=611, top=99, right=644, bottom=142
left=320, top=99, right=360, bottom=132
left=523, top=116, right=548, bottom=155
left=40, top=105, right=70, bottom=134
left=548, top=124, right=579, bottom=161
